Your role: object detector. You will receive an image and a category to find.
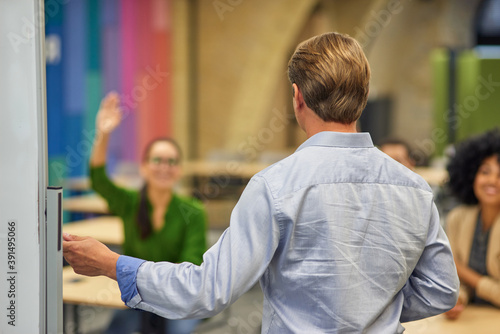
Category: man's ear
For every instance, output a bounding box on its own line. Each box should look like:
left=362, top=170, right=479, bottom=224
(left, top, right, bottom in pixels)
left=292, top=83, right=304, bottom=109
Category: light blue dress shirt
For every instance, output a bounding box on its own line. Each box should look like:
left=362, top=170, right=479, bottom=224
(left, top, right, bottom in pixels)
left=117, top=131, right=459, bottom=333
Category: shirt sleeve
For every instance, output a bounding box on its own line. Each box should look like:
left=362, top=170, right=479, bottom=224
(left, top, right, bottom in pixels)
left=400, top=202, right=460, bottom=322
left=116, top=255, right=146, bottom=305
left=122, top=176, right=281, bottom=319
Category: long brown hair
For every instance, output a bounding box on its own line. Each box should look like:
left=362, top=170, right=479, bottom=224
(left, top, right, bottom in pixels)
left=136, top=137, right=182, bottom=239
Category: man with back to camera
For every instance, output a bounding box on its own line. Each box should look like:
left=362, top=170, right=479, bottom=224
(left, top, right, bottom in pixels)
left=63, top=32, right=459, bottom=333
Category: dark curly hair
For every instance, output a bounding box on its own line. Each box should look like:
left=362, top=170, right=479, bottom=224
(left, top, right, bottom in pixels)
left=446, top=128, right=500, bottom=204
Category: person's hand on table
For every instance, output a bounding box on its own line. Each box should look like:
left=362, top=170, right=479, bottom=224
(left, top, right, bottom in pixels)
left=63, top=233, right=119, bottom=280
left=444, top=296, right=465, bottom=320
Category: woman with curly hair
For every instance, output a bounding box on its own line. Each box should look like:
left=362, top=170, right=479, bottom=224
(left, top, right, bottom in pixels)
left=444, top=128, right=500, bottom=319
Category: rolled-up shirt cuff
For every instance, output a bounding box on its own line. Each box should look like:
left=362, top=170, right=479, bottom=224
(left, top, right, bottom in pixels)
left=116, top=255, right=146, bottom=306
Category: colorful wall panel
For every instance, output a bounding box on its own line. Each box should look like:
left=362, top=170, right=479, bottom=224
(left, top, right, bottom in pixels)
left=45, top=0, right=173, bottom=186
left=432, top=48, right=500, bottom=156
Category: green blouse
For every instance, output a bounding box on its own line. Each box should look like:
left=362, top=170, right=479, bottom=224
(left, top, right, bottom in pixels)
left=90, top=165, right=207, bottom=265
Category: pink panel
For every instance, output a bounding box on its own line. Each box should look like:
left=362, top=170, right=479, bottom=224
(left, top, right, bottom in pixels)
left=118, top=0, right=172, bottom=162
left=120, top=0, right=138, bottom=162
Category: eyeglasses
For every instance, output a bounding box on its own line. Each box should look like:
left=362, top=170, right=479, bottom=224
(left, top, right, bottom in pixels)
left=148, top=157, right=180, bottom=167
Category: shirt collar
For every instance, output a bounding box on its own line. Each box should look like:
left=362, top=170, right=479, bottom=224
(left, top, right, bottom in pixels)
left=296, top=131, right=374, bottom=152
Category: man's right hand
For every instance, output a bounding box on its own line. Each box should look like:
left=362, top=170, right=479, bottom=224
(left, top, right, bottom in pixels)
left=63, top=233, right=120, bottom=280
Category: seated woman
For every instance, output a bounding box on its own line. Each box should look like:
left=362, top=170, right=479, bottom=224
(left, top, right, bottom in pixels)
left=90, top=92, right=207, bottom=334
left=444, top=128, right=500, bottom=319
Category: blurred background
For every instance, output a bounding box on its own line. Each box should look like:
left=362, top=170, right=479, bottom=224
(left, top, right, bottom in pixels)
left=45, top=0, right=500, bottom=187
left=45, top=0, right=500, bottom=186
left=47, top=0, right=500, bottom=234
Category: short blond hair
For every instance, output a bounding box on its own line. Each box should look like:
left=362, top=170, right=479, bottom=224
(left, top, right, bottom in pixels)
left=287, top=32, right=370, bottom=124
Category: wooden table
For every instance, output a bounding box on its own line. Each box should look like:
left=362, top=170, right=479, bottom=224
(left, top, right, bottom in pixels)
left=62, top=212, right=227, bottom=333
left=183, top=160, right=269, bottom=178
left=63, top=194, right=109, bottom=214
left=403, top=305, right=500, bottom=333
left=63, top=175, right=143, bottom=191
left=62, top=218, right=225, bottom=331
left=63, top=194, right=235, bottom=229
left=62, top=166, right=446, bottom=231
left=63, top=160, right=269, bottom=191
left=63, top=266, right=125, bottom=333
left=63, top=266, right=125, bottom=309
left=414, top=166, right=448, bottom=186
left=63, top=216, right=123, bottom=245
left=64, top=215, right=224, bottom=247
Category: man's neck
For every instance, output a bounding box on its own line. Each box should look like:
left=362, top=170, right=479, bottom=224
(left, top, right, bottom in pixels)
left=296, top=103, right=359, bottom=138
left=305, top=121, right=358, bottom=138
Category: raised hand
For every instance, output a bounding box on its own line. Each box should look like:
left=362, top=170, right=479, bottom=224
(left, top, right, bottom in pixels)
left=96, top=91, right=122, bottom=135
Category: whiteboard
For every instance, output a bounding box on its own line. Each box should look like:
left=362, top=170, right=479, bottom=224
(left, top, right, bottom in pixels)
left=0, top=0, right=52, bottom=333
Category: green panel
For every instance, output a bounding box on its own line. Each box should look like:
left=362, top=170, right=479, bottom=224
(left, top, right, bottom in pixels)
left=48, top=155, right=71, bottom=224
left=48, top=155, right=66, bottom=187
left=455, top=51, right=480, bottom=142
left=432, top=49, right=500, bottom=153
left=475, top=59, right=500, bottom=134
left=86, top=0, right=101, bottom=71
left=45, top=0, right=64, bottom=25
left=431, top=48, right=450, bottom=156
left=455, top=51, right=500, bottom=141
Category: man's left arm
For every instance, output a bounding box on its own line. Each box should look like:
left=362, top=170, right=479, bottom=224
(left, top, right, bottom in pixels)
left=400, top=203, right=460, bottom=322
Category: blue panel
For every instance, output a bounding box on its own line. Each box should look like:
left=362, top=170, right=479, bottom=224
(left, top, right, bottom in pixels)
left=62, top=0, right=86, bottom=115
left=102, top=0, right=122, bottom=171
left=103, top=27, right=122, bottom=93
left=102, top=0, right=119, bottom=26
left=63, top=114, right=88, bottom=178
left=102, top=0, right=121, bottom=93
left=46, top=25, right=64, bottom=156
